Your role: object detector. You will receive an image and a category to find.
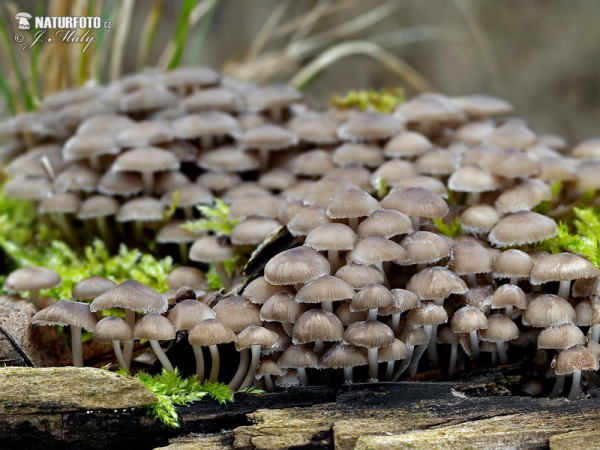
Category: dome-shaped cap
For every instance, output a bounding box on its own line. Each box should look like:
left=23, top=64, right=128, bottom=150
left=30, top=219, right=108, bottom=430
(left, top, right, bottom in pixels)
left=343, top=320, right=395, bottom=348
left=93, top=316, right=133, bottom=343
left=189, top=318, right=237, bottom=346
left=264, top=246, right=330, bottom=286
left=32, top=300, right=97, bottom=331
left=90, top=280, right=167, bottom=314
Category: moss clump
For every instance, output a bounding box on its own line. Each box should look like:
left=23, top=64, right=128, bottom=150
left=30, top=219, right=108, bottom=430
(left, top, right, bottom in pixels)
left=331, top=88, right=405, bottom=114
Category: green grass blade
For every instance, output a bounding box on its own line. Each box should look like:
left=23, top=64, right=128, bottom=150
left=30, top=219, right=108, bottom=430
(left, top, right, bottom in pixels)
left=94, top=0, right=117, bottom=83
left=168, top=0, right=199, bottom=70
left=187, top=0, right=220, bottom=65
left=0, top=17, right=34, bottom=110
left=0, top=74, right=16, bottom=115
left=28, top=1, right=45, bottom=101
left=137, top=0, right=165, bottom=69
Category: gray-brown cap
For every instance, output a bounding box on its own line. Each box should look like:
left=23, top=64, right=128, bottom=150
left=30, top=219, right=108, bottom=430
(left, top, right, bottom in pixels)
left=230, top=216, right=282, bottom=245
left=343, top=320, right=395, bottom=348
left=133, top=312, right=175, bottom=341
left=292, top=309, right=344, bottom=345
left=334, top=263, right=385, bottom=290
left=189, top=318, right=237, bottom=346
left=479, top=148, right=538, bottom=179
left=405, top=267, right=468, bottom=302
left=197, top=147, right=260, bottom=173
left=305, top=223, right=358, bottom=252
left=495, top=179, right=552, bottom=214
left=116, top=197, right=165, bottom=223
left=32, top=299, right=97, bottom=331
left=488, top=211, right=558, bottom=247
left=326, top=189, right=380, bottom=221
left=160, top=65, right=220, bottom=89
left=554, top=344, right=599, bottom=376
left=415, top=149, right=460, bottom=176
left=182, top=87, right=245, bottom=113
left=350, top=284, right=394, bottom=312
left=38, top=193, right=80, bottom=215
left=115, top=121, right=174, bottom=147
left=482, top=120, right=537, bottom=150
left=400, top=231, right=450, bottom=265
left=452, top=95, right=513, bottom=119
left=460, top=205, right=500, bottom=235
left=395, top=93, right=466, bottom=124
left=229, top=195, right=280, bottom=221
left=450, top=240, right=494, bottom=276
left=573, top=137, right=600, bottom=159
left=90, top=280, right=167, bottom=314
left=538, top=324, right=585, bottom=350
left=296, top=275, right=355, bottom=305
left=319, top=342, right=367, bottom=369
left=235, top=325, right=279, bottom=351
left=346, top=237, right=409, bottom=266
left=337, top=111, right=404, bottom=142
left=54, top=165, right=99, bottom=194
left=450, top=305, right=488, bottom=334
left=242, top=276, right=292, bottom=305
left=478, top=314, right=519, bottom=344
left=491, top=284, right=528, bottom=310
left=279, top=345, right=320, bottom=370
left=260, top=291, right=307, bottom=324
left=288, top=149, right=335, bottom=177
left=383, top=131, right=432, bottom=158
left=379, top=289, right=420, bottom=316
left=112, top=146, right=180, bottom=175
left=453, top=121, right=495, bottom=146
left=63, top=133, right=120, bottom=163
left=381, top=187, right=448, bottom=221
left=119, top=86, right=180, bottom=113
left=98, top=171, right=144, bottom=197
left=287, top=113, right=339, bottom=145
left=93, top=316, right=133, bottom=343
left=492, top=249, right=534, bottom=280
left=392, top=175, right=448, bottom=198
left=4, top=267, right=61, bottom=295
left=530, top=252, right=600, bottom=285
left=235, top=124, right=298, bottom=150
left=522, top=294, right=575, bottom=328
left=77, top=113, right=134, bottom=135
left=212, top=295, right=262, bottom=332
left=166, top=267, right=207, bottom=290
left=333, top=143, right=385, bottom=168
left=447, top=165, right=501, bottom=194
left=72, top=276, right=116, bottom=301
left=378, top=338, right=408, bottom=362
left=406, top=302, right=448, bottom=327
left=189, top=235, right=235, bottom=263
left=356, top=209, right=413, bottom=239
left=264, top=246, right=330, bottom=286
left=168, top=299, right=216, bottom=331
left=4, top=178, right=52, bottom=201
left=172, top=111, right=239, bottom=139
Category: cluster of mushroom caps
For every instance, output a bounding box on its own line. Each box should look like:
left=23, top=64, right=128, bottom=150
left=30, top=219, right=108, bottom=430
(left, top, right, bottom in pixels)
left=3, top=65, right=600, bottom=399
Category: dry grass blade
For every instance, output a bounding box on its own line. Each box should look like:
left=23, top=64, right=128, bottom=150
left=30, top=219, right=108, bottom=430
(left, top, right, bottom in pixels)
left=289, top=40, right=431, bottom=92
left=370, top=25, right=464, bottom=48
left=288, top=1, right=398, bottom=58
left=110, top=0, right=134, bottom=81
left=287, top=0, right=330, bottom=45
left=245, top=0, right=292, bottom=61
left=137, top=0, right=165, bottom=70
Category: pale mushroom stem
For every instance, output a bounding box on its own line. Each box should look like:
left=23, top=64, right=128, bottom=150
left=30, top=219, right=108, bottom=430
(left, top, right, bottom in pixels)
left=392, top=346, right=413, bottom=381
left=447, top=342, right=458, bottom=378
left=150, top=339, right=174, bottom=372
left=208, top=344, right=220, bottom=383
left=70, top=325, right=84, bottom=367
left=192, top=344, right=205, bottom=380
left=384, top=361, right=395, bottom=380
left=321, top=302, right=334, bottom=313
left=141, top=172, right=154, bottom=196
left=368, top=347, right=379, bottom=381
left=124, top=309, right=136, bottom=366
left=410, top=216, right=421, bottom=231
left=409, top=343, right=428, bottom=376
left=426, top=324, right=440, bottom=369
left=497, top=341, right=508, bottom=365
left=112, top=340, right=129, bottom=371
left=296, top=367, right=309, bottom=385
left=239, top=344, right=261, bottom=390
left=468, top=192, right=481, bottom=205
left=375, top=261, right=389, bottom=288
left=557, top=280, right=571, bottom=300
left=591, top=324, right=600, bottom=343
left=469, top=330, right=480, bottom=361
left=229, top=348, right=249, bottom=390
left=368, top=308, right=378, bottom=321
left=390, top=314, right=401, bottom=334
left=327, top=251, right=340, bottom=273
left=258, top=148, right=271, bottom=172
left=201, top=135, right=213, bottom=151
left=343, top=367, right=354, bottom=384
left=567, top=370, right=582, bottom=401
left=27, top=289, right=42, bottom=310
left=504, top=305, right=514, bottom=319
left=178, top=243, right=190, bottom=265
left=214, top=262, right=232, bottom=291
left=314, top=340, right=324, bottom=355
left=263, top=374, right=274, bottom=392
left=464, top=273, right=477, bottom=287
left=52, top=213, right=80, bottom=247
left=88, top=155, right=101, bottom=172
left=96, top=216, right=115, bottom=251
left=347, top=217, right=359, bottom=231
left=549, top=375, right=565, bottom=399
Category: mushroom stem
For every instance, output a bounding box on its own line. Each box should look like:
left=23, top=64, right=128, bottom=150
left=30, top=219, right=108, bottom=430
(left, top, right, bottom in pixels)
left=390, top=314, right=401, bottom=334
left=557, top=280, right=571, bottom=300
left=314, top=340, right=324, bottom=355
left=367, top=347, right=379, bottom=381
left=141, top=172, right=154, bottom=196
left=469, top=330, right=480, bottom=361
left=347, top=217, right=358, bottom=231
left=591, top=324, right=600, bottom=343
left=375, top=261, right=389, bottom=288
left=497, top=341, right=508, bottom=365
left=192, top=344, right=205, bottom=380
left=95, top=216, right=115, bottom=252
left=368, top=308, right=378, bottom=321
left=52, top=213, right=80, bottom=248
left=567, top=370, right=582, bottom=401
left=27, top=289, right=42, bottom=310
left=343, top=367, right=354, bottom=384
left=464, top=273, right=477, bottom=287
left=263, top=374, right=274, bottom=392
left=214, top=262, right=231, bottom=291
left=112, top=340, right=129, bottom=371
left=447, top=342, right=458, bottom=378
left=504, top=304, right=514, bottom=319
left=178, top=242, right=189, bottom=265
left=208, top=344, right=220, bottom=382
left=409, top=342, right=428, bottom=376
left=549, top=374, right=565, bottom=399
left=258, top=148, right=271, bottom=172
left=327, top=250, right=340, bottom=273
left=321, top=301, right=333, bottom=313
left=70, top=325, right=84, bottom=367
left=426, top=324, right=440, bottom=369
left=296, top=367, right=309, bottom=385
left=150, top=340, right=174, bottom=372
left=410, top=216, right=421, bottom=231
left=384, top=361, right=395, bottom=380
left=239, top=344, right=261, bottom=390
left=229, top=348, right=249, bottom=390
left=392, top=346, right=413, bottom=381
left=468, top=192, right=481, bottom=205
left=123, top=309, right=136, bottom=365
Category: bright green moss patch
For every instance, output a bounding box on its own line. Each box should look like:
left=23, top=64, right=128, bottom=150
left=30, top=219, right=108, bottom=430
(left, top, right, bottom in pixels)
left=331, top=88, right=405, bottom=114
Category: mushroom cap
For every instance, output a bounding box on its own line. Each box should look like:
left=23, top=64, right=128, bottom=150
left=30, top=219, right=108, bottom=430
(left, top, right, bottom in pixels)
left=260, top=291, right=307, bottom=323
left=264, top=246, right=330, bottom=286
left=347, top=237, right=409, bottom=265
left=112, top=147, right=180, bottom=174
left=537, top=324, right=585, bottom=350
left=198, top=147, right=260, bottom=173
left=381, top=187, right=448, bottom=219
left=343, top=320, right=395, bottom=348
left=450, top=240, right=494, bottom=275
left=157, top=220, right=200, bottom=245
left=478, top=314, right=519, bottom=343
left=350, top=284, right=394, bottom=312
left=90, top=280, right=167, bottom=314
left=406, top=302, right=448, bottom=326
left=400, top=231, right=450, bottom=265
left=160, top=184, right=213, bottom=208
left=495, top=179, right=552, bottom=214
left=452, top=94, right=513, bottom=118
left=530, top=252, right=600, bottom=285
left=286, top=206, right=332, bottom=237
left=305, top=223, right=358, bottom=252
left=378, top=338, right=408, bottom=362
left=242, top=277, right=292, bottom=305
left=488, top=211, right=558, bottom=247
left=379, top=289, right=420, bottom=316
left=189, top=235, right=235, bottom=263
left=63, top=133, right=120, bottom=161
left=72, top=276, right=116, bottom=301
left=372, top=160, right=418, bottom=185
left=98, top=171, right=144, bottom=197
left=4, top=267, right=61, bottom=293
left=287, top=113, right=339, bottom=144
left=168, top=299, right=216, bottom=331
left=356, top=209, right=413, bottom=239
left=236, top=124, right=298, bottom=150
left=383, top=131, right=432, bottom=158
left=279, top=345, right=320, bottom=369
left=288, top=149, right=335, bottom=176
left=116, top=197, right=165, bottom=222
left=256, top=357, right=287, bottom=378
left=396, top=93, right=466, bottom=123
left=32, top=300, right=98, bottom=331
left=119, top=86, right=180, bottom=112
left=77, top=195, right=120, bottom=220
left=334, top=263, right=385, bottom=290
left=334, top=302, right=368, bottom=326
left=337, top=111, right=404, bottom=141
left=491, top=284, right=528, bottom=310
left=230, top=216, right=282, bottom=246
left=182, top=87, right=245, bottom=113
left=460, top=205, right=501, bottom=235
left=292, top=309, right=344, bottom=345
left=450, top=305, right=488, bottom=334
left=326, top=189, right=380, bottom=220
left=93, top=316, right=133, bottom=343
left=493, top=249, right=534, bottom=280
left=160, top=65, right=220, bottom=88
left=522, top=294, right=575, bottom=328
left=333, top=143, right=384, bottom=168
left=400, top=326, right=429, bottom=347
left=482, top=120, right=537, bottom=150
left=235, top=325, right=279, bottom=351
left=4, top=178, right=52, bottom=201
left=115, top=121, right=174, bottom=147
left=189, top=318, right=237, bottom=346
left=406, top=267, right=468, bottom=301
left=415, top=149, right=460, bottom=176
left=479, top=148, right=538, bottom=178
left=133, top=312, right=176, bottom=341
left=296, top=276, right=355, bottom=305
left=166, top=267, right=207, bottom=290
left=213, top=295, right=262, bottom=332
left=554, top=345, right=599, bottom=376
left=319, top=342, right=368, bottom=369
left=447, top=165, right=501, bottom=193
left=229, top=195, right=280, bottom=220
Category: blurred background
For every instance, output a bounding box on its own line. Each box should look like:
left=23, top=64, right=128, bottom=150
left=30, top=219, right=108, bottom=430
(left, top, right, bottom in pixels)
left=2, top=0, right=600, bottom=145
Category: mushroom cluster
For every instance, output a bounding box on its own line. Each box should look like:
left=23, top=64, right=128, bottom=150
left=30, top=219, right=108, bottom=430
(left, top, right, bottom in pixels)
left=3, top=65, right=600, bottom=400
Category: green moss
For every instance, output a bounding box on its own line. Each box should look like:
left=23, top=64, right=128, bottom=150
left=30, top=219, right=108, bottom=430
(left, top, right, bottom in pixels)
left=433, top=217, right=462, bottom=238
left=182, top=198, right=238, bottom=236
left=331, top=88, right=405, bottom=114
